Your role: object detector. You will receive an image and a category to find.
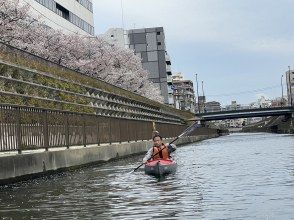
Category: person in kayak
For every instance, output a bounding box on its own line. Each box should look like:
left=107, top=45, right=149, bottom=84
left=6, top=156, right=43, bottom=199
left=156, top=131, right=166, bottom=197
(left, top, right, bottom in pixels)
left=142, top=134, right=176, bottom=163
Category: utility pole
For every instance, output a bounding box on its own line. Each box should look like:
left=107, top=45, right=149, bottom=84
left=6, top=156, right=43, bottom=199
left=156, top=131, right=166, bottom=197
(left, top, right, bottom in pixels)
left=288, top=66, right=293, bottom=106
left=120, top=0, right=125, bottom=29
left=195, top=74, right=200, bottom=113
left=289, top=66, right=294, bottom=132
left=281, top=74, right=284, bottom=106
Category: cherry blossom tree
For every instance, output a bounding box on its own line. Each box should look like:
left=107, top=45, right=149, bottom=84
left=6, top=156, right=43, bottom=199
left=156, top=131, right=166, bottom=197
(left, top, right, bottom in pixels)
left=0, top=0, right=164, bottom=102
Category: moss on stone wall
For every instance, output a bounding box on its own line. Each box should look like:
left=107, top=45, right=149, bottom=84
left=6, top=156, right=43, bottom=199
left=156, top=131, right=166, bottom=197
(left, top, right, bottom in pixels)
left=0, top=43, right=194, bottom=121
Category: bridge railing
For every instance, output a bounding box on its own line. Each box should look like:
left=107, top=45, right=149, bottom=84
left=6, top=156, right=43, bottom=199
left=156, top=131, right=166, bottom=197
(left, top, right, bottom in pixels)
left=0, top=104, right=186, bottom=153
left=196, top=106, right=294, bottom=116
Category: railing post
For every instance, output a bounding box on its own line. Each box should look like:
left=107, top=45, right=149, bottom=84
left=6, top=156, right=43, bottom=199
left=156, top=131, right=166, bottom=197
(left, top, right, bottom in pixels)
left=142, top=121, right=144, bottom=141
left=43, top=110, right=49, bottom=151
left=65, top=113, right=69, bottom=149
left=144, top=122, right=147, bottom=141
left=97, top=118, right=100, bottom=146
left=118, top=118, right=121, bottom=144
left=127, top=120, right=130, bottom=143
left=83, top=115, right=86, bottom=148
left=135, top=120, right=138, bottom=142
left=109, top=118, right=112, bottom=145
left=16, top=107, right=22, bottom=154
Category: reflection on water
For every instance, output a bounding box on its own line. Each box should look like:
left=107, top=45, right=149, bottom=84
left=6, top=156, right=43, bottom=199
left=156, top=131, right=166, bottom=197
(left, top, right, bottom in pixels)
left=0, top=133, right=293, bottom=219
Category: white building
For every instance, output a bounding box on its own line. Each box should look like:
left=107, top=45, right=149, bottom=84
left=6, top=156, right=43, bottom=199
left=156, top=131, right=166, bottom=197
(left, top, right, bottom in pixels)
left=100, top=28, right=126, bottom=48
left=24, top=0, right=94, bottom=36
left=249, top=96, right=271, bottom=109
left=172, top=73, right=196, bottom=113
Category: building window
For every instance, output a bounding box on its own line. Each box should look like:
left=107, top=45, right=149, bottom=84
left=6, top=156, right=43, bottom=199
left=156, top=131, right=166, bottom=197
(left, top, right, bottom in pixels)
left=157, top=31, right=161, bottom=35
left=35, top=0, right=56, bottom=12
left=76, top=0, right=93, bottom=12
left=34, top=0, right=94, bottom=35
left=56, top=3, right=69, bottom=20
left=157, top=42, right=162, bottom=46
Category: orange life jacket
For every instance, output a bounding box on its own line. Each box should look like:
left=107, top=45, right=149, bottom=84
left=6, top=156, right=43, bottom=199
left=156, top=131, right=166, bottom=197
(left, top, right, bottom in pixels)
left=152, top=144, right=170, bottom=160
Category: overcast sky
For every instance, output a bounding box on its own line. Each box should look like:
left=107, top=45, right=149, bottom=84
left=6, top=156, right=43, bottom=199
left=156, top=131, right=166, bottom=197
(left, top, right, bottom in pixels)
left=93, top=0, right=294, bottom=105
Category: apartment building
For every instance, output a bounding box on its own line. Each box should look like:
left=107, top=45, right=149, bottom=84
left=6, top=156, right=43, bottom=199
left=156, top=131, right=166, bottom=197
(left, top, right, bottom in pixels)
left=25, top=0, right=94, bottom=35
left=172, top=73, right=196, bottom=113
left=101, top=27, right=174, bottom=105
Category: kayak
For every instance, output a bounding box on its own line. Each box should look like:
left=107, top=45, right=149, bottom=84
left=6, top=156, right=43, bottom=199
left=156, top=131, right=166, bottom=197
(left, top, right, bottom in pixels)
left=144, top=159, right=177, bottom=176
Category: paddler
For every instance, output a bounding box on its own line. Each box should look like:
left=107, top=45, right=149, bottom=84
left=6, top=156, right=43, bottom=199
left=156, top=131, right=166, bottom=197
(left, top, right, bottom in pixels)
left=142, top=134, right=176, bottom=163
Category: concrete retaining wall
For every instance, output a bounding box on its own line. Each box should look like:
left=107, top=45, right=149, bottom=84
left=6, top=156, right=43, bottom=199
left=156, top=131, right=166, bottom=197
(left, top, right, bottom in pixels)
left=0, top=134, right=218, bottom=185
left=242, top=116, right=294, bottom=134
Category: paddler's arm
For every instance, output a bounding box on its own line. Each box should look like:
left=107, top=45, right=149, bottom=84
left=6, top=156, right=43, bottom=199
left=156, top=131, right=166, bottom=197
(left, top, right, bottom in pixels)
left=142, top=148, right=153, bottom=163
left=166, top=143, right=176, bottom=153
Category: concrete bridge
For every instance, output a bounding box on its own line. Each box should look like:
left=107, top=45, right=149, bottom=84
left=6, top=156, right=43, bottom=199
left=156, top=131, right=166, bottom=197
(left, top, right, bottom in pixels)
left=196, top=106, right=294, bottom=122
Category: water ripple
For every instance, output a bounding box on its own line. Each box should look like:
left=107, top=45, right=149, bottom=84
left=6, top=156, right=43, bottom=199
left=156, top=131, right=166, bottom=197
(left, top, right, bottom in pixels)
left=0, top=133, right=293, bottom=219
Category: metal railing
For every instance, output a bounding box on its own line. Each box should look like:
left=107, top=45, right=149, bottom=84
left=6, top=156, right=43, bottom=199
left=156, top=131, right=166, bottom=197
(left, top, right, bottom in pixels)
left=0, top=104, right=186, bottom=153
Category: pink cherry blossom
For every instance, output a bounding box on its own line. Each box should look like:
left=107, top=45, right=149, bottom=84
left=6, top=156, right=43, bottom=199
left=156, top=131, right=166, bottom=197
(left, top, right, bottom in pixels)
left=0, top=0, right=164, bottom=102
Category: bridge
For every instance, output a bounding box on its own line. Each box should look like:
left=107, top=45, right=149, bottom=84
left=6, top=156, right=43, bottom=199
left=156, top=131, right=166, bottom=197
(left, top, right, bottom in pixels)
left=195, top=106, right=294, bottom=122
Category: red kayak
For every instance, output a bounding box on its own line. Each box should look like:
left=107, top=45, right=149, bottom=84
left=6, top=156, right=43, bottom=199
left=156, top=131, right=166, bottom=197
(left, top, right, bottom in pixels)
left=144, top=159, right=177, bottom=176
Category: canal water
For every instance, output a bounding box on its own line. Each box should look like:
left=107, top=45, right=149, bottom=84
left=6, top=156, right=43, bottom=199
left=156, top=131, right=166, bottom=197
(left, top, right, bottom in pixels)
left=0, top=133, right=293, bottom=219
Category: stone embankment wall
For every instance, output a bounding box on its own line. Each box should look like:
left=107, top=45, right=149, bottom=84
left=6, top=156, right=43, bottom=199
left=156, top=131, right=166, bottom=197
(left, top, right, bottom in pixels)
left=242, top=116, right=294, bottom=134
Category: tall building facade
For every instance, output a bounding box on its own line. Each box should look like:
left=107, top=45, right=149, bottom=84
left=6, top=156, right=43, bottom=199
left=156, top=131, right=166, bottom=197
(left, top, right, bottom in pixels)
left=286, top=69, right=294, bottom=106
left=172, top=73, right=196, bottom=113
left=101, top=27, right=174, bottom=105
left=25, top=0, right=95, bottom=35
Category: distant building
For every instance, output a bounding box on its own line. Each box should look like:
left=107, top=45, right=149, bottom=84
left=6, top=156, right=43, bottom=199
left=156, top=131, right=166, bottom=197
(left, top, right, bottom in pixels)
left=227, top=118, right=247, bottom=128
left=26, top=0, right=94, bottom=35
left=205, top=101, right=221, bottom=112
left=221, top=101, right=244, bottom=127
left=224, top=101, right=241, bottom=111
left=247, top=117, right=263, bottom=124
left=196, top=96, right=206, bottom=113
left=172, top=73, right=196, bottom=113
left=249, top=96, right=271, bottom=108
left=271, top=97, right=287, bottom=107
left=101, top=27, right=174, bottom=105
left=286, top=69, right=294, bottom=106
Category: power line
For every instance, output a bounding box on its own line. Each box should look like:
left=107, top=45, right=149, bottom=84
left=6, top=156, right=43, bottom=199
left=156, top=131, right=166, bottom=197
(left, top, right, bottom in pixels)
left=207, top=84, right=282, bottom=97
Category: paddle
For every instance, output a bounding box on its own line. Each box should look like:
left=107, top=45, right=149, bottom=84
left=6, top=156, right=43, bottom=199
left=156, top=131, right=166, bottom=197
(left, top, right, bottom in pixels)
left=131, top=122, right=201, bottom=172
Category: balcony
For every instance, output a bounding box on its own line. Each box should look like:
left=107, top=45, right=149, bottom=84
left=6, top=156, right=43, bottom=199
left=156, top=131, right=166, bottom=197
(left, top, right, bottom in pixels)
left=165, top=53, right=171, bottom=63
left=167, top=75, right=172, bottom=84
left=166, top=64, right=171, bottom=73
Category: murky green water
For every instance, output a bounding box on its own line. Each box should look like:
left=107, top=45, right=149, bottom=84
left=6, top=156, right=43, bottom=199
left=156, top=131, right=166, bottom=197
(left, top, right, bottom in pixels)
left=0, top=133, right=293, bottom=219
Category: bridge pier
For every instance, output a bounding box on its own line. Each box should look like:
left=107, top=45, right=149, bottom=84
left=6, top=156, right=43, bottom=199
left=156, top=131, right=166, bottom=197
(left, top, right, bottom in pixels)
left=282, top=113, right=292, bottom=122
left=290, top=113, right=294, bottom=132
left=200, top=120, right=206, bottom=127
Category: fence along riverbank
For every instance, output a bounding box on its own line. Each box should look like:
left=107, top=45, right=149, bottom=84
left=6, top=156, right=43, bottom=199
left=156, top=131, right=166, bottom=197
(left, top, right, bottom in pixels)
left=0, top=41, right=198, bottom=152
left=0, top=103, right=186, bottom=153
left=0, top=41, right=199, bottom=184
